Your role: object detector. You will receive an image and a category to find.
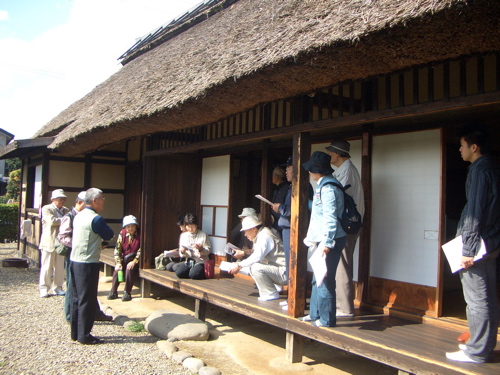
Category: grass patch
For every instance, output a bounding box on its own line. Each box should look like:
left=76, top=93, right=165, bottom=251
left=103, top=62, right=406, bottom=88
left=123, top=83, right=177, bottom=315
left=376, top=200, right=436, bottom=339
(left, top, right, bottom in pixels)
left=125, top=321, right=145, bottom=332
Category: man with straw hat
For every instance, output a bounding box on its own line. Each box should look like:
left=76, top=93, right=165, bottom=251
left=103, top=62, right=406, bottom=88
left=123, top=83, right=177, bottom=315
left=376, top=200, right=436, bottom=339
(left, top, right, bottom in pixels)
left=39, top=189, right=69, bottom=298
left=229, top=215, right=287, bottom=301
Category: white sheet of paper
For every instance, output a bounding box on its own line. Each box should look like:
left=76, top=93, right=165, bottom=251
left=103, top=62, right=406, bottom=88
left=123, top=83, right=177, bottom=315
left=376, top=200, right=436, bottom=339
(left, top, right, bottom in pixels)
left=163, top=249, right=179, bottom=257
left=307, top=245, right=327, bottom=287
left=441, top=235, right=487, bottom=273
left=219, top=261, right=251, bottom=275
left=255, top=194, right=273, bottom=206
left=219, top=261, right=234, bottom=272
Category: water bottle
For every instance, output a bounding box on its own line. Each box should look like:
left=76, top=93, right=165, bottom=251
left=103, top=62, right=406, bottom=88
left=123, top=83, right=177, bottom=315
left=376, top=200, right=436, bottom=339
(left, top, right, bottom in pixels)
left=117, top=270, right=124, bottom=282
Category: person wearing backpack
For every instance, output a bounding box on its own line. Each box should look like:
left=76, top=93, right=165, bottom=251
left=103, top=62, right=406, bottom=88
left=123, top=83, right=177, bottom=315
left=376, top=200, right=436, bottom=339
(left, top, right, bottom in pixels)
left=326, top=139, right=365, bottom=318
left=299, top=151, right=346, bottom=327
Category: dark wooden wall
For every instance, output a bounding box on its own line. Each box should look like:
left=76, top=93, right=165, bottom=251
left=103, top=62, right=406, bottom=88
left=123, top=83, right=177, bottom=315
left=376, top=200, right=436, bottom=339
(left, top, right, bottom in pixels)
left=124, top=161, right=143, bottom=220
left=142, top=154, right=202, bottom=268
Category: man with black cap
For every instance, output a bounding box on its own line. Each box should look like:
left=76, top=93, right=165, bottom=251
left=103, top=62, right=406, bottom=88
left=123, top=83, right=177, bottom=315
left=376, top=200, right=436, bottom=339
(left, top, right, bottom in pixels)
left=272, top=156, right=293, bottom=280
left=271, top=166, right=289, bottom=236
left=300, top=151, right=346, bottom=327
left=326, top=139, right=365, bottom=318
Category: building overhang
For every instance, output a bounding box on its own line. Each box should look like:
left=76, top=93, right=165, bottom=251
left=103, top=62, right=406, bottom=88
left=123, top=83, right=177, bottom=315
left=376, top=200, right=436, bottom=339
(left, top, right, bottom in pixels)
left=0, top=137, right=54, bottom=160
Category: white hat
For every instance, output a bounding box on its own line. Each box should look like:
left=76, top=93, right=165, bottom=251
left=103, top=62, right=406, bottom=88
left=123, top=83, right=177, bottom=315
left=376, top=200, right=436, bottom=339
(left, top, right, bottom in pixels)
left=240, top=215, right=262, bottom=231
left=51, top=189, right=66, bottom=200
left=122, top=215, right=138, bottom=228
left=238, top=207, right=257, bottom=218
left=77, top=191, right=86, bottom=201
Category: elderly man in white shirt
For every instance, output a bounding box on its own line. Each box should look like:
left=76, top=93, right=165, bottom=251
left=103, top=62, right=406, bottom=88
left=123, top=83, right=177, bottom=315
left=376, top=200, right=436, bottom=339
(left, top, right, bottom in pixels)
left=326, top=139, right=365, bottom=317
left=39, top=189, right=69, bottom=298
left=229, top=216, right=287, bottom=301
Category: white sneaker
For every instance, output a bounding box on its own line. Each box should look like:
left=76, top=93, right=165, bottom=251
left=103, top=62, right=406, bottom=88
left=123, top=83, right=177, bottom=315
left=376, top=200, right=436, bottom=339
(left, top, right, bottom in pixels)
left=458, top=344, right=467, bottom=351
left=298, top=315, right=313, bottom=322
left=257, top=293, right=280, bottom=302
left=446, top=350, right=480, bottom=363
left=274, top=285, right=283, bottom=293
left=279, top=301, right=288, bottom=306
left=336, top=311, right=354, bottom=317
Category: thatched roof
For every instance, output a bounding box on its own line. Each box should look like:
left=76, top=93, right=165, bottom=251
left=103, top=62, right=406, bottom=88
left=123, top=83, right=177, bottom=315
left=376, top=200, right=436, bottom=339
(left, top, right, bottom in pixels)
left=35, top=0, right=500, bottom=156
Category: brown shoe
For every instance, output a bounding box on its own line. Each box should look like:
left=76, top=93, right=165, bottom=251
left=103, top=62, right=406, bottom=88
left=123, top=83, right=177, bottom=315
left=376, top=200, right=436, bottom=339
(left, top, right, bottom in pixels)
left=457, top=332, right=470, bottom=343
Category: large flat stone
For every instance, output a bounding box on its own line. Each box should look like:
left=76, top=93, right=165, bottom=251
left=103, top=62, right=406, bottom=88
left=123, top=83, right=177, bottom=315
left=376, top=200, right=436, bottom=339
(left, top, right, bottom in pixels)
left=145, top=309, right=209, bottom=341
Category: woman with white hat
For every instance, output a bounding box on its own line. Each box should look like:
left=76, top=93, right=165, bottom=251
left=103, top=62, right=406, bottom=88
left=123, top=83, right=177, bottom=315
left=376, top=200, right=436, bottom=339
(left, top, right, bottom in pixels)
left=108, top=215, right=141, bottom=301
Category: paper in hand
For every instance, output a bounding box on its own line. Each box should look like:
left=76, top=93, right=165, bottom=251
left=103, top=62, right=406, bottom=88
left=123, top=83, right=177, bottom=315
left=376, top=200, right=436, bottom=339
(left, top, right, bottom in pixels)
left=255, top=194, right=273, bottom=206
left=442, top=235, right=487, bottom=273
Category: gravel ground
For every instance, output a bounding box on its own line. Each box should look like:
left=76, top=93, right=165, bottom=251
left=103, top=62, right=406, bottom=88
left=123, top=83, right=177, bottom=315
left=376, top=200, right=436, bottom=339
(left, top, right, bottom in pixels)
left=0, top=243, right=190, bottom=375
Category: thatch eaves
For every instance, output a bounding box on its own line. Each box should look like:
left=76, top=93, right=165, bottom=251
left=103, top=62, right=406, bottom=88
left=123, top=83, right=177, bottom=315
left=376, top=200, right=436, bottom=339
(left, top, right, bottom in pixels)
left=34, top=0, right=500, bottom=156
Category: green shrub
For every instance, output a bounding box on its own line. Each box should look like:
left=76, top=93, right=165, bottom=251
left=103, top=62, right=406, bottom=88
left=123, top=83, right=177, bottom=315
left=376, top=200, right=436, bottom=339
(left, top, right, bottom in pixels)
left=0, top=204, right=19, bottom=242
left=6, top=169, right=21, bottom=202
left=125, top=321, right=145, bottom=332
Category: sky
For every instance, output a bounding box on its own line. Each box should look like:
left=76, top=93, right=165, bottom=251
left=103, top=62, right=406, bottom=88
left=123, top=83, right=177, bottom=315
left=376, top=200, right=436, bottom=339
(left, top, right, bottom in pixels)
left=0, top=0, right=202, bottom=141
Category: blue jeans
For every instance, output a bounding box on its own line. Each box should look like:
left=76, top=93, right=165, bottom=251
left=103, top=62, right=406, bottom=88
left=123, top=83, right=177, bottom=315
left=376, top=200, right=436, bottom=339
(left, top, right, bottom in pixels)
left=309, top=237, right=346, bottom=327
left=459, top=252, right=499, bottom=362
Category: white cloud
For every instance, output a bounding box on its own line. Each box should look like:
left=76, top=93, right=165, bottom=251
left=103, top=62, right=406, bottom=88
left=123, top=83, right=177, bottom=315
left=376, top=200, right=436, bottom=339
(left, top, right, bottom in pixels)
left=0, top=0, right=201, bottom=140
left=0, top=10, right=8, bottom=21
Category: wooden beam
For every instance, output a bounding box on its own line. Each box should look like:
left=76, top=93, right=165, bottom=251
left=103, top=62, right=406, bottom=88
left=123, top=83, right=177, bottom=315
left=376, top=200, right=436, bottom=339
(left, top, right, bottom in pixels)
left=195, top=299, right=207, bottom=321
left=144, top=91, right=500, bottom=158
left=141, top=156, right=156, bottom=270
left=288, top=132, right=311, bottom=319
left=356, top=127, right=372, bottom=304
left=260, top=140, right=271, bottom=227
left=286, top=132, right=311, bottom=363
left=286, top=332, right=303, bottom=363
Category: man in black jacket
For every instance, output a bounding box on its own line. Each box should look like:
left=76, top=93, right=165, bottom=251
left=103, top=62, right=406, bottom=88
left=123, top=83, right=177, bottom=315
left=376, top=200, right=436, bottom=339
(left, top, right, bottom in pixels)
left=446, top=124, right=500, bottom=363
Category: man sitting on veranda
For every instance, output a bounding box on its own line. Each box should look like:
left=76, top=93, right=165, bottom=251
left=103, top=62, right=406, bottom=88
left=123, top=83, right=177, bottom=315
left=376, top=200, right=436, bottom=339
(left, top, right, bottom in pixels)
left=229, top=216, right=287, bottom=301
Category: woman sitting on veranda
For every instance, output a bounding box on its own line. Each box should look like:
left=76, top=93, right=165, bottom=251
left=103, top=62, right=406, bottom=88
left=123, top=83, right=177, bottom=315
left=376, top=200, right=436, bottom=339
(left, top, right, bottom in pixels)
left=175, top=213, right=211, bottom=280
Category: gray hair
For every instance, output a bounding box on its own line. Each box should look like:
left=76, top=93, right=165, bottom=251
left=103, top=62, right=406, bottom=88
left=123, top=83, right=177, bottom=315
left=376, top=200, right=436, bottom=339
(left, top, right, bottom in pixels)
left=84, top=188, right=103, bottom=205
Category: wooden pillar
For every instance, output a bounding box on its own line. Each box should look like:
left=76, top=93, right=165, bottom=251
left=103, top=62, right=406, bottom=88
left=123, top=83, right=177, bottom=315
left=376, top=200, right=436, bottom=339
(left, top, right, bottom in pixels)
left=356, top=127, right=372, bottom=304
left=260, top=140, right=272, bottom=227
left=286, top=132, right=311, bottom=363
left=141, top=279, right=151, bottom=298
left=286, top=332, right=303, bottom=363
left=141, top=156, right=155, bottom=293
left=195, top=299, right=207, bottom=321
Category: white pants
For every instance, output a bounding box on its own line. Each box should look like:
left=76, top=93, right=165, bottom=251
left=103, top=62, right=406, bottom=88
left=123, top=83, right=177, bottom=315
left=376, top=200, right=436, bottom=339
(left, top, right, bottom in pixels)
left=335, top=232, right=360, bottom=314
left=250, top=263, right=287, bottom=298
left=39, top=250, right=65, bottom=295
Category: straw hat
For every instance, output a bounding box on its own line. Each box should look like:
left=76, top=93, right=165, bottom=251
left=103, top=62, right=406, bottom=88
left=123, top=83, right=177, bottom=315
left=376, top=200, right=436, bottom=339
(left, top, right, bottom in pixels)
left=51, top=189, right=66, bottom=200
left=240, top=215, right=262, bottom=231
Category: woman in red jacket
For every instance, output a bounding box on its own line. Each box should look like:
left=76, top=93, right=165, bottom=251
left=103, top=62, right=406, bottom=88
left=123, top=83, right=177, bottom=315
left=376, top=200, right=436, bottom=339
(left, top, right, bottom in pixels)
left=108, top=215, right=141, bottom=301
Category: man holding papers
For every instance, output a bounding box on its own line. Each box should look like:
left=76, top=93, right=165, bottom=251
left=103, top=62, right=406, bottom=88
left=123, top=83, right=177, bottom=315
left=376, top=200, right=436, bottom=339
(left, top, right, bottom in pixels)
left=446, top=124, right=500, bottom=364
left=229, top=215, right=287, bottom=301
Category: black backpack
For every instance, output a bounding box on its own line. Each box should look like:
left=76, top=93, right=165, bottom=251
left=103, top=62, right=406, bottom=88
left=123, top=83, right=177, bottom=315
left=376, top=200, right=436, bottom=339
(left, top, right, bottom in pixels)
left=320, top=182, right=362, bottom=235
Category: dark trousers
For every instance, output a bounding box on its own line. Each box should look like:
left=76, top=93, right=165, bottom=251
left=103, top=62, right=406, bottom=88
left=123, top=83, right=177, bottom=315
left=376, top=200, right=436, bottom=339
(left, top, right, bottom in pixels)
left=70, top=261, right=100, bottom=343
left=65, top=256, right=105, bottom=321
left=110, top=258, right=139, bottom=294
left=175, top=262, right=205, bottom=279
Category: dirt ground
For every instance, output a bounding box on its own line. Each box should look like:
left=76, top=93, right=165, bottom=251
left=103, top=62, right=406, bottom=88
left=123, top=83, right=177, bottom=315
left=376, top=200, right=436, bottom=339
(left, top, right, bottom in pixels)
left=98, top=275, right=397, bottom=375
